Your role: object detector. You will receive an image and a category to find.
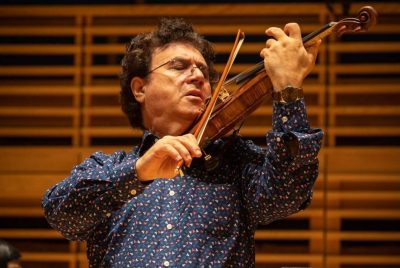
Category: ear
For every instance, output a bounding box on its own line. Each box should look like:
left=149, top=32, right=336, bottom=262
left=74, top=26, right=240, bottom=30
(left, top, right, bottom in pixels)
left=130, top=77, right=146, bottom=103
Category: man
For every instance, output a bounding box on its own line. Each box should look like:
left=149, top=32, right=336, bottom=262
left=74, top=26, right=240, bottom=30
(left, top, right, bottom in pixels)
left=42, top=17, right=323, bottom=267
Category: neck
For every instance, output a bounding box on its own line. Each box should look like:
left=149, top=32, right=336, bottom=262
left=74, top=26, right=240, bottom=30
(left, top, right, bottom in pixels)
left=147, top=117, right=193, bottom=137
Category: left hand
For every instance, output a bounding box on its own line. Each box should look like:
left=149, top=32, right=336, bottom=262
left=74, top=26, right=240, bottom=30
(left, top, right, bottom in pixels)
left=260, top=23, right=321, bottom=91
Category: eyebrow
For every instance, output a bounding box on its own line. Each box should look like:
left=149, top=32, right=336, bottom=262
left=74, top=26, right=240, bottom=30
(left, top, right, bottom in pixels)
left=171, top=56, right=208, bottom=68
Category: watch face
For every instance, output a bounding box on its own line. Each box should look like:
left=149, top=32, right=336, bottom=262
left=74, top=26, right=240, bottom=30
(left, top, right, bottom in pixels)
left=281, top=86, right=300, bottom=102
left=289, top=86, right=298, bottom=101
left=275, top=86, right=302, bottom=103
left=281, top=86, right=293, bottom=102
left=281, top=88, right=289, bottom=102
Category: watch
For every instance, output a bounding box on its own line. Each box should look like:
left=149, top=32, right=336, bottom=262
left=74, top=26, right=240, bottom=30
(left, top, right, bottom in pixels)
left=272, top=85, right=304, bottom=104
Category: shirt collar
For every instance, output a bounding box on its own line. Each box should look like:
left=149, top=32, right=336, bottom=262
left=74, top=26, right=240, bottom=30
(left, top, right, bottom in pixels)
left=137, top=130, right=159, bottom=157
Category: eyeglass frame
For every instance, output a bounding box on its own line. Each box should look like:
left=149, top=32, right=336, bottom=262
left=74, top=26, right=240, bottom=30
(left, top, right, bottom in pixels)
left=147, top=56, right=219, bottom=84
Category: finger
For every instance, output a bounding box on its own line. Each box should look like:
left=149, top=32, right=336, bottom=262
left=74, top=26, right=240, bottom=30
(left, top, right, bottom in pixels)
left=179, top=134, right=202, bottom=158
left=167, top=140, right=194, bottom=167
left=284, top=23, right=302, bottom=40
left=265, top=38, right=275, bottom=48
left=260, top=48, right=267, bottom=59
left=161, top=143, right=184, bottom=163
left=307, top=39, right=321, bottom=63
left=265, top=27, right=286, bottom=41
left=183, top=133, right=199, bottom=145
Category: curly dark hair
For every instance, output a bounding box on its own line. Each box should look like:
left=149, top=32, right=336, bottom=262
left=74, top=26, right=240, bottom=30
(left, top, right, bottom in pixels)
left=120, top=17, right=218, bottom=130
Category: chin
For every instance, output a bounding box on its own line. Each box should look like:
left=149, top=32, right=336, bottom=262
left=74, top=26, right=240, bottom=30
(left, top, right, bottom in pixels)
left=180, top=101, right=202, bottom=112
left=191, top=106, right=204, bottom=118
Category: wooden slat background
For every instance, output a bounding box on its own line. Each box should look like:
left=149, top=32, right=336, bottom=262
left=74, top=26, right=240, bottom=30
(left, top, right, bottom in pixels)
left=0, top=3, right=399, bottom=268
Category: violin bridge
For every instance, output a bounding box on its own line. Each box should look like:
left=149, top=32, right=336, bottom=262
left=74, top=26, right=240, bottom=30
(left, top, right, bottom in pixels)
left=218, top=87, right=230, bottom=102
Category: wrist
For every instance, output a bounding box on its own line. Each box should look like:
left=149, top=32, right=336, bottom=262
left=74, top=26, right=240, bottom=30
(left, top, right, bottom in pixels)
left=135, top=157, right=153, bottom=183
left=272, top=76, right=303, bottom=92
left=272, top=85, right=303, bottom=104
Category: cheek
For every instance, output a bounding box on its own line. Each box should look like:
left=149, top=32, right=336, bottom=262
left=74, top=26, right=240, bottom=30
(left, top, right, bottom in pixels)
left=144, top=91, right=170, bottom=118
left=144, top=83, right=178, bottom=109
left=147, top=89, right=169, bottom=100
left=146, top=92, right=171, bottom=110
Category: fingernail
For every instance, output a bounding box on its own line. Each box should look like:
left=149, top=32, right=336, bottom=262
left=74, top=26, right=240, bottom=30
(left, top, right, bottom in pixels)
left=186, top=159, right=192, bottom=168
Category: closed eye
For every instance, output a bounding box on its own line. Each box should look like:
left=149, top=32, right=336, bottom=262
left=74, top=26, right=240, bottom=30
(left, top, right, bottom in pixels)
left=169, top=58, right=190, bottom=71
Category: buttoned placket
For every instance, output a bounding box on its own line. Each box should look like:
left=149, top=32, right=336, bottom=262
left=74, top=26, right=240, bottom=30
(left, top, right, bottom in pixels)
left=160, top=180, right=179, bottom=267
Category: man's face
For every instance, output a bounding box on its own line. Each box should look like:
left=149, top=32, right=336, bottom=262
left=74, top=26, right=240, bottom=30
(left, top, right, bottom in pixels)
left=137, top=42, right=212, bottom=137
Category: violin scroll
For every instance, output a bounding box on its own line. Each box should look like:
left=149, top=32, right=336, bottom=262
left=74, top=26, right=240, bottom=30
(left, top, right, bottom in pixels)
left=357, top=6, right=378, bottom=30
left=335, top=6, right=378, bottom=36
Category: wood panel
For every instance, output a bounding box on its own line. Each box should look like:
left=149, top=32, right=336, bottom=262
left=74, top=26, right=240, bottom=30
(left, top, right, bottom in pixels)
left=0, top=86, right=81, bottom=146
left=0, top=8, right=83, bottom=146
left=327, top=3, right=400, bottom=146
left=325, top=147, right=400, bottom=268
left=0, top=147, right=81, bottom=268
left=0, top=3, right=399, bottom=268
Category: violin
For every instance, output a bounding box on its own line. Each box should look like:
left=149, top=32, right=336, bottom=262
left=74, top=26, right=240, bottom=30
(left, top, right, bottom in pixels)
left=176, top=6, right=377, bottom=174
left=191, top=6, right=378, bottom=147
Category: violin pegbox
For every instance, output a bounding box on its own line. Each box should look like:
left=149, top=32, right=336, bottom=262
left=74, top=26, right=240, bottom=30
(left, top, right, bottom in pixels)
left=334, top=6, right=378, bottom=36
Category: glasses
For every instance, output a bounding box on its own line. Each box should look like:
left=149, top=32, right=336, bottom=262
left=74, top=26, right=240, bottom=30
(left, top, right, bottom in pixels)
left=148, top=57, right=218, bottom=83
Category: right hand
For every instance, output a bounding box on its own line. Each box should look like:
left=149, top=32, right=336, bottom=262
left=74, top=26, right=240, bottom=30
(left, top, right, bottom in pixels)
left=135, top=134, right=202, bottom=181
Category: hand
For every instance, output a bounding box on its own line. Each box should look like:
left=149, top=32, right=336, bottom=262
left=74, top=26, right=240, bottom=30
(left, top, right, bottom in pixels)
left=260, top=23, right=321, bottom=91
left=135, top=134, right=202, bottom=181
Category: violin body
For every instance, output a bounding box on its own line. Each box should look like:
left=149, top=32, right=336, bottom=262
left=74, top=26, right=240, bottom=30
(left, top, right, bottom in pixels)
left=192, top=71, right=271, bottom=146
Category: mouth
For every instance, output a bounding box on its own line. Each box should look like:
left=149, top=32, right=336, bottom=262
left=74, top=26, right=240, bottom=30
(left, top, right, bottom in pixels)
left=185, top=89, right=204, bottom=101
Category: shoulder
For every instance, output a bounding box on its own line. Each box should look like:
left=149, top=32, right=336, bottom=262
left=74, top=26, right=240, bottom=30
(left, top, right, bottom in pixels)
left=85, top=147, right=139, bottom=166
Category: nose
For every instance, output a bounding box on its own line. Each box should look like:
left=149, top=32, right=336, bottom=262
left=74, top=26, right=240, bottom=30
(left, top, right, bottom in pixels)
left=191, top=65, right=202, bottom=74
left=188, top=65, right=206, bottom=81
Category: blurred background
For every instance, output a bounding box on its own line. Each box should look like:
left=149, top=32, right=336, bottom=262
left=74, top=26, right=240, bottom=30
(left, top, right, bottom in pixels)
left=0, top=1, right=399, bottom=267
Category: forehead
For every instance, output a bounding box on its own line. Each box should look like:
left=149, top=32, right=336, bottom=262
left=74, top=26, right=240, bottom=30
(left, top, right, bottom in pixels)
left=151, top=42, right=206, bottom=65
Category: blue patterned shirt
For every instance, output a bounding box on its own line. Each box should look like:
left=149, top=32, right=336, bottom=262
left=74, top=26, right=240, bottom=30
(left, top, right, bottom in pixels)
left=42, top=99, right=323, bottom=267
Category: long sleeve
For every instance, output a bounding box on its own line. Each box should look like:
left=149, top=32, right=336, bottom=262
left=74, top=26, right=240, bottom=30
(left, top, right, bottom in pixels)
left=234, top=98, right=323, bottom=226
left=42, top=150, right=146, bottom=240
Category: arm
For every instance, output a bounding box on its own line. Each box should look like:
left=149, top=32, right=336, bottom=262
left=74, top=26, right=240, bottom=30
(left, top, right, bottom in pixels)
left=237, top=99, right=323, bottom=226
left=237, top=22, right=323, bottom=225
left=42, top=150, right=146, bottom=240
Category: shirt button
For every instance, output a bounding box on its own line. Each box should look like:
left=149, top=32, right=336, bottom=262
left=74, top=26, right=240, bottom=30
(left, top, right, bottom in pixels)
left=130, top=189, right=137, bottom=195
left=169, top=190, right=175, bottom=196
left=163, top=261, right=170, bottom=267
left=282, top=116, right=288, bottom=123
left=166, top=223, right=173, bottom=230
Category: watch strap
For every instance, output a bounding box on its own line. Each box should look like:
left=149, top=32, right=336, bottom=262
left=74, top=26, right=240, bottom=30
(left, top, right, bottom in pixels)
left=272, top=85, right=304, bottom=104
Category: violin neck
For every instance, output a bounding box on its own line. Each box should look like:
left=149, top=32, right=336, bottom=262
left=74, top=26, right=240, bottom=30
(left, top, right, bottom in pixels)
left=231, top=62, right=264, bottom=85
left=302, top=22, right=336, bottom=46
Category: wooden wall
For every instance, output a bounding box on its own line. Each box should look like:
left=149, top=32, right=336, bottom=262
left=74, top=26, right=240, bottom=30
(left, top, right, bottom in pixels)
left=0, top=3, right=399, bottom=268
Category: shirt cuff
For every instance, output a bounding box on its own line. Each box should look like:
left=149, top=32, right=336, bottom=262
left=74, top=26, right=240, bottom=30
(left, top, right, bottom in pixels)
left=272, top=98, right=310, bottom=133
